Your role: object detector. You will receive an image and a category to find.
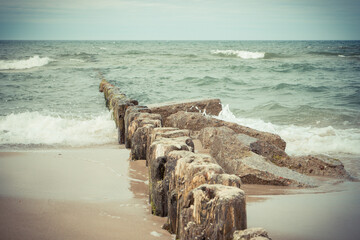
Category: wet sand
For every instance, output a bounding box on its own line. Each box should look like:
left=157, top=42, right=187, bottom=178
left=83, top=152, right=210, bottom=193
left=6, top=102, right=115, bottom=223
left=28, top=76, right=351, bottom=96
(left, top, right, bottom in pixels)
left=0, top=147, right=171, bottom=240
left=244, top=181, right=360, bottom=240
left=1, top=146, right=360, bottom=240
left=194, top=139, right=360, bottom=239
left=241, top=153, right=360, bottom=240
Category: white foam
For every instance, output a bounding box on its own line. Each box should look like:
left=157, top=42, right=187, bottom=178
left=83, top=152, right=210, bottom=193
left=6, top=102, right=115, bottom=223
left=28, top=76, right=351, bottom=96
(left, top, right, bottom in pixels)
left=150, top=231, right=162, bottom=237
left=0, top=111, right=117, bottom=147
left=215, top=105, right=360, bottom=156
left=0, top=55, right=52, bottom=70
left=69, top=58, right=85, bottom=63
left=211, top=50, right=265, bottom=59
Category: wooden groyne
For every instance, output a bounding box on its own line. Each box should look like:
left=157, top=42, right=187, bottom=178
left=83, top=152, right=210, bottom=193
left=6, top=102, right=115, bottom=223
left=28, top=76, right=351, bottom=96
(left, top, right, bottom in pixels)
left=100, top=79, right=353, bottom=240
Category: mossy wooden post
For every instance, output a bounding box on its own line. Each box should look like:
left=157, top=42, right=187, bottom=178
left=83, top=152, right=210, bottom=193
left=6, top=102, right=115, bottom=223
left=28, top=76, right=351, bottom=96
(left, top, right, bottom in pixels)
left=99, top=79, right=139, bottom=145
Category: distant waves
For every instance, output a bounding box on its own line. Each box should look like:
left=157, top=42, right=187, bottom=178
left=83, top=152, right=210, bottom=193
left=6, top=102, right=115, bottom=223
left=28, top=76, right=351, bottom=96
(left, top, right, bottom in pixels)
left=0, top=55, right=52, bottom=70
left=211, top=50, right=266, bottom=59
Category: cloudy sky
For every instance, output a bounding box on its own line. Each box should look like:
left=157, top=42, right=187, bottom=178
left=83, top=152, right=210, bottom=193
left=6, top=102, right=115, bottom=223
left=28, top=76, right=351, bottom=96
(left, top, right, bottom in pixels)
left=0, top=0, right=359, bottom=40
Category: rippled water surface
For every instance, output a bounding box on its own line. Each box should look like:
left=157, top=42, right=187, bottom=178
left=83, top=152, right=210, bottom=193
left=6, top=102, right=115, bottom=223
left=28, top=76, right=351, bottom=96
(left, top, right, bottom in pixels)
left=0, top=41, right=359, bottom=159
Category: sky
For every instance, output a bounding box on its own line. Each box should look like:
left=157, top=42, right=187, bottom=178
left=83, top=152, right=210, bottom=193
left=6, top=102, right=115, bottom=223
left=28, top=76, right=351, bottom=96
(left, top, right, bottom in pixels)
left=0, top=0, right=359, bottom=40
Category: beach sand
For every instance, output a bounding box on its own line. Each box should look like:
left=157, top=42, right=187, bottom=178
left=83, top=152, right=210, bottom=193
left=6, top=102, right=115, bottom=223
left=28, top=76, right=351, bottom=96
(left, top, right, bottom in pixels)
left=244, top=181, right=360, bottom=240
left=0, top=146, right=171, bottom=240
left=1, top=146, right=359, bottom=240
left=194, top=138, right=360, bottom=239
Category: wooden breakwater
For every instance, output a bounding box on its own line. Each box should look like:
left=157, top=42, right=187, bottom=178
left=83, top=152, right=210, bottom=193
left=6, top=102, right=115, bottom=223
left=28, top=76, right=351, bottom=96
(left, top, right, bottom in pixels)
left=100, top=79, right=353, bottom=240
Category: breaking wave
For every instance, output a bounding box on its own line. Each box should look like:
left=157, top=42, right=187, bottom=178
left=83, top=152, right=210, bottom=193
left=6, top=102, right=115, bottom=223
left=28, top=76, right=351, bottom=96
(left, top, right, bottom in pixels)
left=211, top=50, right=265, bottom=59
left=0, top=112, right=117, bottom=148
left=0, top=55, right=52, bottom=70
left=215, top=105, right=360, bottom=156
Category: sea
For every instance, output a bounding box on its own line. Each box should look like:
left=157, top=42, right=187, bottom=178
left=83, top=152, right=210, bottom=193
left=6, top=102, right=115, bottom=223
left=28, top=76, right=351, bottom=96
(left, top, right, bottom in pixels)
left=0, top=40, right=359, bottom=173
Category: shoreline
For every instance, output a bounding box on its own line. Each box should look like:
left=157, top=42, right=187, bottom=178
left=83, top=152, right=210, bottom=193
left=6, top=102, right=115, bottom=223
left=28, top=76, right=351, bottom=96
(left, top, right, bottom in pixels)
left=0, top=147, right=172, bottom=240
left=97, top=79, right=358, bottom=239
left=1, top=147, right=359, bottom=239
left=247, top=181, right=360, bottom=240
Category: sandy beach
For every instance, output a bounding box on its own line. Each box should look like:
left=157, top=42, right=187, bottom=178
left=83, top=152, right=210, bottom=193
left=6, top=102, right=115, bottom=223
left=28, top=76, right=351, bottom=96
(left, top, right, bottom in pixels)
left=245, top=182, right=360, bottom=240
left=0, top=146, right=171, bottom=240
left=1, top=145, right=360, bottom=240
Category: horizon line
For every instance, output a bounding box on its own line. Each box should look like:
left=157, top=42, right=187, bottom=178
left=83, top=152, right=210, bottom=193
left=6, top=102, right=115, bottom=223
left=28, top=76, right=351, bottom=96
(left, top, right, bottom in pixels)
left=1, top=39, right=359, bottom=41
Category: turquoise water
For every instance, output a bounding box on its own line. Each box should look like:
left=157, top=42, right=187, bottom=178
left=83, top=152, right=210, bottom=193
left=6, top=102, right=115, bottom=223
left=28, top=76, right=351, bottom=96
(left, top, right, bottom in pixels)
left=0, top=41, right=359, bottom=159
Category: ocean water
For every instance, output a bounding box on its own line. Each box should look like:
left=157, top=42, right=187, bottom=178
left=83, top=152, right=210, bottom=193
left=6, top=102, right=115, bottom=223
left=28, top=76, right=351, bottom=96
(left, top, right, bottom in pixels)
left=0, top=41, right=359, bottom=162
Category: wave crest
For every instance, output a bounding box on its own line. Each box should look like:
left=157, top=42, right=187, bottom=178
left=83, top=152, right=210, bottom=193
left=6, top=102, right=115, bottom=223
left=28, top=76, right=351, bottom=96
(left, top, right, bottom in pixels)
left=0, top=112, right=117, bottom=147
left=0, top=55, right=52, bottom=70
left=215, top=105, right=360, bottom=156
left=211, top=50, right=265, bottom=59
